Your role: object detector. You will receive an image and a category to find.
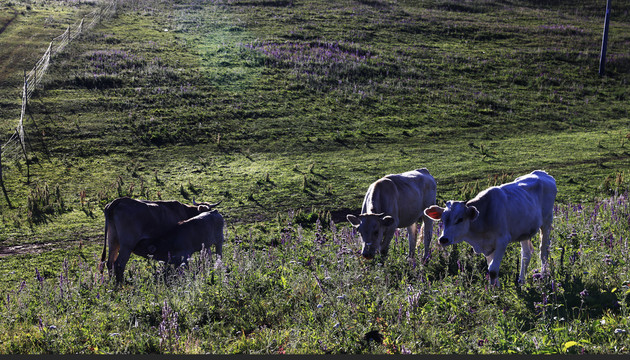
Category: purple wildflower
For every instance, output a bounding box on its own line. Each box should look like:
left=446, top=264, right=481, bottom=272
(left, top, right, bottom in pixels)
left=35, top=268, right=44, bottom=287
left=159, top=300, right=180, bottom=352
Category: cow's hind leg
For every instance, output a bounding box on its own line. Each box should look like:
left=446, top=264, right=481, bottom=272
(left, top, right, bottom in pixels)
left=107, top=241, right=120, bottom=276
left=214, top=227, right=224, bottom=260
left=519, top=238, right=534, bottom=284
left=406, top=223, right=418, bottom=259
left=113, top=246, right=132, bottom=283
left=102, top=225, right=120, bottom=275
left=540, top=223, right=552, bottom=274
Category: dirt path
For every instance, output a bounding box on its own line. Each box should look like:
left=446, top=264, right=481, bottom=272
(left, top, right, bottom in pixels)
left=0, top=236, right=100, bottom=258
left=0, top=242, right=58, bottom=258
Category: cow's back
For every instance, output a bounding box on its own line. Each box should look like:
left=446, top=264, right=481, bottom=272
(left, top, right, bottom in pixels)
left=503, top=171, right=556, bottom=216
left=176, top=210, right=224, bottom=243
left=386, top=169, right=436, bottom=202
left=514, top=170, right=556, bottom=212
left=144, top=210, right=224, bottom=262
left=364, top=168, right=436, bottom=226
left=106, top=198, right=194, bottom=240
left=468, top=170, right=556, bottom=241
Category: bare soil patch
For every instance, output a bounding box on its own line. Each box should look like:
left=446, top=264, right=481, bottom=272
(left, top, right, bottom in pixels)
left=0, top=236, right=99, bottom=258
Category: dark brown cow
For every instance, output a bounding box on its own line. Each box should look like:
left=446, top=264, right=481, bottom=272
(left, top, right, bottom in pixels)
left=133, top=210, right=224, bottom=266
left=100, top=197, right=221, bottom=282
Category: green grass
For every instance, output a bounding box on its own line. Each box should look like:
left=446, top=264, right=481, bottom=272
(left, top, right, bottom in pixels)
left=0, top=0, right=629, bottom=354
left=0, top=197, right=629, bottom=354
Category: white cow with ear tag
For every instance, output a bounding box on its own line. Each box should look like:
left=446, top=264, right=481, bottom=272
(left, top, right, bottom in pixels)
left=347, top=168, right=437, bottom=261
left=424, top=170, right=557, bottom=287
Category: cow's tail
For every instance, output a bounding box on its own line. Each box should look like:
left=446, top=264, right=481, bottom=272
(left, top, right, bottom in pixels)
left=100, top=206, right=110, bottom=273
left=100, top=199, right=118, bottom=273
left=100, top=217, right=108, bottom=272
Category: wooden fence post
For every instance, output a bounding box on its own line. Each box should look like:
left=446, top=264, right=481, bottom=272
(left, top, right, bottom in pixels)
left=599, top=0, right=612, bottom=76
left=20, top=71, right=30, bottom=184
left=0, top=150, right=14, bottom=208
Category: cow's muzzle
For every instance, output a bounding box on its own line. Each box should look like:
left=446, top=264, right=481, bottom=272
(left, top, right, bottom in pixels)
left=439, top=236, right=449, bottom=245
left=362, top=243, right=376, bottom=259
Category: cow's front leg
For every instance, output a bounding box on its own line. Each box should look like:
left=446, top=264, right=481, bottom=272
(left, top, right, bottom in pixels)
left=380, top=228, right=396, bottom=258
left=519, top=239, right=534, bottom=284
left=421, top=216, right=433, bottom=262
left=406, top=223, right=418, bottom=259
left=485, top=243, right=507, bottom=287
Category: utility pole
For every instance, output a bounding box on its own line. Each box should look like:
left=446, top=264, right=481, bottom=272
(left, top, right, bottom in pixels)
left=599, top=0, right=612, bottom=76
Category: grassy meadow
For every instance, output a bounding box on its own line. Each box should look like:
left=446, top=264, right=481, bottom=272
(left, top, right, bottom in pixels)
left=0, top=0, right=629, bottom=354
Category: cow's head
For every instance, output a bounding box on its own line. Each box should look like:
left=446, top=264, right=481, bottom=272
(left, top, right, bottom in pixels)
left=424, top=201, right=478, bottom=247
left=346, top=213, right=395, bottom=259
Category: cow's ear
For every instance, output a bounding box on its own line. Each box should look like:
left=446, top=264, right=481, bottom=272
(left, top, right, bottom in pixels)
left=466, top=206, right=479, bottom=221
left=424, top=205, right=444, bottom=221
left=347, top=214, right=361, bottom=227
left=380, top=215, right=395, bottom=227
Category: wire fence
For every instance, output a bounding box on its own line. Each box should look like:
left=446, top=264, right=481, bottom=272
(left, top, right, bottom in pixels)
left=1, top=0, right=118, bottom=199
left=20, top=0, right=118, bottom=148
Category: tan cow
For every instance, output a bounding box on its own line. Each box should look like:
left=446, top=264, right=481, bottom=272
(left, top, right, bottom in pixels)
left=347, top=168, right=437, bottom=261
left=100, top=197, right=221, bottom=283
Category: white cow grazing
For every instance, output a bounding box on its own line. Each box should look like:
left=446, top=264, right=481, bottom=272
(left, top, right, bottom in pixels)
left=347, top=168, right=437, bottom=261
left=424, top=170, right=557, bottom=286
